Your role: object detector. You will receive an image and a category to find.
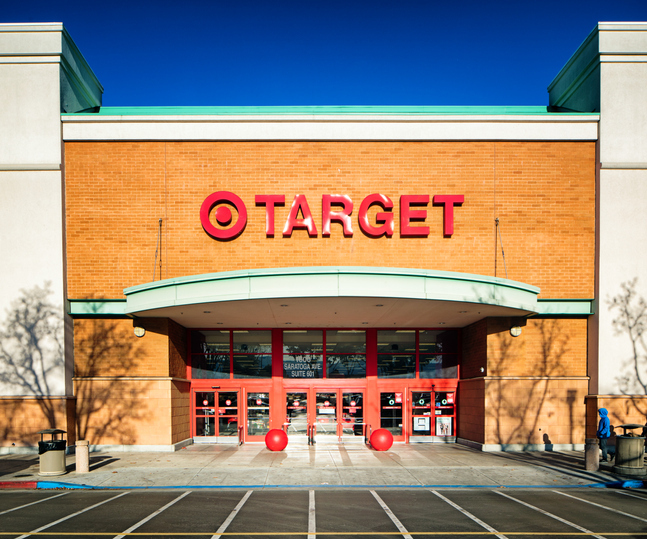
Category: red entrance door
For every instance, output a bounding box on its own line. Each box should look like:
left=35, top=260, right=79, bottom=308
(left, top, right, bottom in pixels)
left=284, top=388, right=365, bottom=441
left=192, top=389, right=239, bottom=442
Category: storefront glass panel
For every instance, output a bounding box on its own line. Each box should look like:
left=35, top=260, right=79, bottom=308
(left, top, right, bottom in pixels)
left=233, top=354, right=272, bottom=378
left=283, top=330, right=323, bottom=378
left=327, top=354, right=366, bottom=378
left=377, top=330, right=416, bottom=378
left=191, top=331, right=230, bottom=379
left=326, top=330, right=366, bottom=378
left=233, top=330, right=272, bottom=378
left=419, top=330, right=458, bottom=379
left=377, top=354, right=415, bottom=378
left=419, top=354, right=458, bottom=378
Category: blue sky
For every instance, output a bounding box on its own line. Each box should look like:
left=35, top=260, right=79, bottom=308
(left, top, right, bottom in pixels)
left=3, top=0, right=647, bottom=107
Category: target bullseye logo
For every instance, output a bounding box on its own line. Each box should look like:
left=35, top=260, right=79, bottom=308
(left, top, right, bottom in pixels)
left=200, top=191, right=247, bottom=240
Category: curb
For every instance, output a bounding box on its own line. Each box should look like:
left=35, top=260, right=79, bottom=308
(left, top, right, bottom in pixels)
left=0, top=480, right=642, bottom=490
left=0, top=481, right=38, bottom=489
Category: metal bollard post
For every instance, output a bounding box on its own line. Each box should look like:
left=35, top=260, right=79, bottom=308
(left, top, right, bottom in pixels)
left=585, top=438, right=599, bottom=471
left=75, top=440, right=89, bottom=473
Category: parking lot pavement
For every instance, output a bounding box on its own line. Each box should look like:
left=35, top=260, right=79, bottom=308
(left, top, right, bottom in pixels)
left=0, top=487, right=646, bottom=538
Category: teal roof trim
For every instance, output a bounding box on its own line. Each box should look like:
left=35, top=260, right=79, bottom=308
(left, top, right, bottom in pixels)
left=68, top=299, right=128, bottom=318
left=63, top=106, right=598, bottom=117
left=123, top=266, right=540, bottom=315
left=535, top=299, right=594, bottom=317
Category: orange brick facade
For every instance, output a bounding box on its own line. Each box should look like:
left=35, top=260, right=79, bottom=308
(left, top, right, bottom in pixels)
left=64, top=141, right=595, bottom=300
left=59, top=139, right=597, bottom=449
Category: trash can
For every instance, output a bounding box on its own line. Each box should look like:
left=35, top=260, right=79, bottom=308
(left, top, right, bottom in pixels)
left=37, top=429, right=67, bottom=476
left=612, top=424, right=646, bottom=477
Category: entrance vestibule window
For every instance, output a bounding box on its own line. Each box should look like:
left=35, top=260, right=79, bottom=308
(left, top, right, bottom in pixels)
left=191, top=331, right=230, bottom=379
left=233, top=330, right=272, bottom=378
left=377, top=330, right=416, bottom=378
left=283, top=330, right=323, bottom=378
left=326, top=330, right=366, bottom=378
left=378, top=329, right=459, bottom=379
left=419, top=330, right=459, bottom=379
left=283, top=330, right=366, bottom=379
left=190, top=330, right=272, bottom=379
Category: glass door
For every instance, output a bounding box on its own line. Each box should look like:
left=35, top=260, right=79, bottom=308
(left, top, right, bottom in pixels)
left=246, top=391, right=270, bottom=440
left=434, top=391, right=456, bottom=438
left=341, top=391, right=364, bottom=440
left=285, top=391, right=309, bottom=437
left=193, top=389, right=239, bottom=443
left=410, top=391, right=433, bottom=441
left=380, top=390, right=405, bottom=441
left=315, top=391, right=338, bottom=437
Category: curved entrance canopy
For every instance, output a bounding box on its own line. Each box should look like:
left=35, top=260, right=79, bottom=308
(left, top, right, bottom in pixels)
left=123, top=267, right=539, bottom=328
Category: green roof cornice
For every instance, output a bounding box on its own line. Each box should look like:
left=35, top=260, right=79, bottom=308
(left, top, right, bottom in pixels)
left=63, top=105, right=599, bottom=117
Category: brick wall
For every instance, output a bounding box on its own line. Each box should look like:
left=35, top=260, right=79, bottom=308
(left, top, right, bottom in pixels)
left=0, top=397, right=73, bottom=448
left=479, top=317, right=589, bottom=446
left=487, top=318, right=588, bottom=378
left=64, top=141, right=595, bottom=300
left=484, top=378, right=588, bottom=446
left=74, top=379, right=175, bottom=446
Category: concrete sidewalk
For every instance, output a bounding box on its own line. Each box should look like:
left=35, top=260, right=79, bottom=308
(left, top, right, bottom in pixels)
left=0, top=442, right=638, bottom=490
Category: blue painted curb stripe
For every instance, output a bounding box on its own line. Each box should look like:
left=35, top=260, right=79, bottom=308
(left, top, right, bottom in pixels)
left=35, top=480, right=644, bottom=490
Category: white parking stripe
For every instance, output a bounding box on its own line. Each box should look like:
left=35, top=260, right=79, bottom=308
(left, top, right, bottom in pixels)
left=0, top=492, right=69, bottom=516
left=432, top=490, right=508, bottom=539
left=308, top=489, right=316, bottom=539
left=15, top=491, right=129, bottom=539
left=496, top=490, right=606, bottom=539
left=211, top=489, right=252, bottom=539
left=616, top=490, right=647, bottom=502
left=113, top=490, right=191, bottom=539
left=554, top=489, right=647, bottom=523
left=371, top=490, right=413, bottom=539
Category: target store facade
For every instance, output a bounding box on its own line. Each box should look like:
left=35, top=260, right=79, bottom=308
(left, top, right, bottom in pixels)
left=2, top=22, right=647, bottom=452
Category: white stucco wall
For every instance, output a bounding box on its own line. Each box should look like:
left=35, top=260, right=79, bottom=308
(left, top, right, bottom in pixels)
left=0, top=24, right=101, bottom=398
left=597, top=25, right=647, bottom=395
left=598, top=169, right=647, bottom=394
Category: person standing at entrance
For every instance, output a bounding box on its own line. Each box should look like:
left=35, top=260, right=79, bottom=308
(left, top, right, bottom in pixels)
left=597, top=408, right=611, bottom=462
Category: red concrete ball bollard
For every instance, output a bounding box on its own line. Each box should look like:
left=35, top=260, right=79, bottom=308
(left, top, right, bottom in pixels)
left=370, top=428, right=394, bottom=451
left=265, top=428, right=288, bottom=451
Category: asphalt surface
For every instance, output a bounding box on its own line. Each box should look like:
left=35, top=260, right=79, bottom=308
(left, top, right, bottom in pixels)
left=1, top=487, right=647, bottom=538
